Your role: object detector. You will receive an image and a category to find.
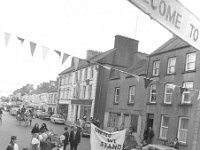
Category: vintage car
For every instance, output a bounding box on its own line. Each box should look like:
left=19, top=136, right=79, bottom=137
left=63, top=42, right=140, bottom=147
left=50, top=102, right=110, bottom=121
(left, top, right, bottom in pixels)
left=50, top=114, right=65, bottom=124
left=82, top=121, right=91, bottom=137
left=142, top=144, right=177, bottom=150
left=38, top=111, right=51, bottom=120
left=33, top=109, right=42, bottom=118
left=9, top=106, right=20, bottom=116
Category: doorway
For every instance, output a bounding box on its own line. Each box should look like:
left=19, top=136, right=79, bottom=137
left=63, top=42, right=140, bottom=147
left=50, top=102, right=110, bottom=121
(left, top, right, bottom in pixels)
left=146, top=113, right=154, bottom=128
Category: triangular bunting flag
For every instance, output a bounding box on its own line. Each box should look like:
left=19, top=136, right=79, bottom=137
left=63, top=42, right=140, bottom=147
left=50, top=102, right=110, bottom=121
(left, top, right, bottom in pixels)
left=30, top=42, right=37, bottom=56
left=17, top=37, right=25, bottom=45
left=73, top=57, right=80, bottom=70
left=103, top=65, right=111, bottom=70
left=132, top=74, right=140, bottom=82
left=197, top=90, right=200, bottom=101
left=168, top=84, right=176, bottom=90
left=62, top=53, right=70, bottom=65
left=119, top=71, right=127, bottom=79
left=180, top=87, right=189, bottom=96
left=42, top=46, right=50, bottom=60
left=54, top=50, right=61, bottom=58
left=4, top=32, right=11, bottom=47
left=144, top=78, right=153, bottom=89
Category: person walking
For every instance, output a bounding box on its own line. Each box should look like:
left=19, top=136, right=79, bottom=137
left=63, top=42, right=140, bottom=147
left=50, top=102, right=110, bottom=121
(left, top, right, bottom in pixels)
left=40, top=123, right=48, bottom=133
left=0, top=108, right=3, bottom=125
left=31, top=133, right=40, bottom=150
left=31, top=123, right=40, bottom=135
left=69, top=126, right=81, bottom=150
left=171, top=137, right=179, bottom=150
left=63, top=127, right=69, bottom=150
left=6, top=136, right=19, bottom=150
left=147, top=126, right=154, bottom=144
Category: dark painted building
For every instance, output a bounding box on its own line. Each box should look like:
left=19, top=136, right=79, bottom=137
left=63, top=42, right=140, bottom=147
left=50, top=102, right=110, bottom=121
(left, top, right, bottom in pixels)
left=144, top=36, right=200, bottom=150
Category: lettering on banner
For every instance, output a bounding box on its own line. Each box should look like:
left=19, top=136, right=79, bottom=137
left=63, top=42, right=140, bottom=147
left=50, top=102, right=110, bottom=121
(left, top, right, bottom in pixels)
left=129, top=0, right=200, bottom=50
left=94, top=127, right=123, bottom=150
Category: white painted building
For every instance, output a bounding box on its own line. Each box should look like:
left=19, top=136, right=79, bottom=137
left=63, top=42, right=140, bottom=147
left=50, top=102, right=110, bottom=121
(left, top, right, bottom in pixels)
left=58, top=61, right=98, bottom=123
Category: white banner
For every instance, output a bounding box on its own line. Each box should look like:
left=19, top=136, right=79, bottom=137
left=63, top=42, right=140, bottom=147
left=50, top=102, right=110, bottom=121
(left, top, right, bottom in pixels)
left=90, top=124, right=126, bottom=150
left=128, top=0, right=200, bottom=50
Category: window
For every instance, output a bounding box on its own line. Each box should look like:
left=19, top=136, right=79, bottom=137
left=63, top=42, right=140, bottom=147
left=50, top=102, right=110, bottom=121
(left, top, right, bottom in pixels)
left=114, top=87, right=120, bottom=104
left=128, top=86, right=135, bottom=103
left=160, top=116, right=169, bottom=140
left=79, top=70, right=82, bottom=81
left=149, top=84, right=156, bottom=103
left=185, top=52, right=196, bottom=71
left=167, top=57, right=176, bottom=74
left=73, top=87, right=76, bottom=98
left=82, top=86, right=86, bottom=98
left=90, top=66, right=94, bottom=78
left=84, top=68, right=88, bottom=80
left=75, top=72, right=78, bottom=83
left=178, top=117, right=189, bottom=143
left=181, top=82, right=193, bottom=104
left=88, top=85, right=92, bottom=99
left=130, top=115, right=138, bottom=133
left=164, top=84, right=174, bottom=104
left=152, top=60, right=160, bottom=76
left=107, top=113, right=120, bottom=127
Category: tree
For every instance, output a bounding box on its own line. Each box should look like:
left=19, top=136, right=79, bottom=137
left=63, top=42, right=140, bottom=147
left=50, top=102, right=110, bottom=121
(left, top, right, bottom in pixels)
left=13, top=84, right=35, bottom=96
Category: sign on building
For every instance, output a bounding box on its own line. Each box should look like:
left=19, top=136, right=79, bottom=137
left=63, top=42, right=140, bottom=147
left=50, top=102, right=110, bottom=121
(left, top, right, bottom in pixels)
left=128, top=0, right=200, bottom=50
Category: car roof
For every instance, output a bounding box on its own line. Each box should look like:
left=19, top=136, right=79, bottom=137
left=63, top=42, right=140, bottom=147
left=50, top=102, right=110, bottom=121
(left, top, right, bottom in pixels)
left=147, top=144, right=176, bottom=150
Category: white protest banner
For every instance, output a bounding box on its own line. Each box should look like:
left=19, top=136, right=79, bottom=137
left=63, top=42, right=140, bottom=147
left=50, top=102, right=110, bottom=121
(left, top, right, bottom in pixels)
left=128, top=0, right=200, bottom=50
left=90, top=124, right=126, bottom=150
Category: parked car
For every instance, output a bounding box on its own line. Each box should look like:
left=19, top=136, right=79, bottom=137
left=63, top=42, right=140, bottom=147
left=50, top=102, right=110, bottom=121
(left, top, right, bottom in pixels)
left=38, top=112, right=51, bottom=120
left=142, top=144, right=177, bottom=150
left=33, top=109, right=42, bottom=118
left=50, top=114, right=65, bottom=124
left=9, top=107, right=20, bottom=116
left=82, top=121, right=91, bottom=137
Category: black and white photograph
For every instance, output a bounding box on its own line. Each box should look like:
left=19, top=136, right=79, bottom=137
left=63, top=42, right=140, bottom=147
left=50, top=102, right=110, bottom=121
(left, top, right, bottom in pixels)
left=0, top=0, right=199, bottom=150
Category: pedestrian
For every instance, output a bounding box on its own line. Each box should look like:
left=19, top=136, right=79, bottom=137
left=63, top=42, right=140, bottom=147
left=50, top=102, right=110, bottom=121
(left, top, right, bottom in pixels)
left=142, top=127, right=148, bottom=145
left=0, top=108, right=3, bottom=124
left=171, top=137, right=179, bottom=150
left=43, top=137, right=56, bottom=150
left=147, top=126, right=154, bottom=144
left=6, top=136, right=19, bottom=150
left=31, top=123, right=40, bottom=134
left=40, top=123, right=48, bottom=133
left=69, top=126, right=81, bottom=150
left=29, top=109, right=33, bottom=126
left=63, top=127, right=69, bottom=150
left=31, top=133, right=40, bottom=150
left=114, top=126, right=119, bottom=132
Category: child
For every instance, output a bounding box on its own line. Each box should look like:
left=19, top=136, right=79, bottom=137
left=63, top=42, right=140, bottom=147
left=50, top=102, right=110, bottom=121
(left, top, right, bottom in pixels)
left=31, top=133, right=40, bottom=150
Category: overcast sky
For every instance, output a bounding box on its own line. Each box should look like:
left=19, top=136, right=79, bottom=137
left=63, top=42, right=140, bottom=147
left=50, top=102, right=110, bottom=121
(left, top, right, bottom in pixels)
left=0, top=0, right=198, bottom=96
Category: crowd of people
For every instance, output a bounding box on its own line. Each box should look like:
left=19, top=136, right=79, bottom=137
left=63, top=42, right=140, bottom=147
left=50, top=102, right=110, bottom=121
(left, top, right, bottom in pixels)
left=6, top=121, right=82, bottom=150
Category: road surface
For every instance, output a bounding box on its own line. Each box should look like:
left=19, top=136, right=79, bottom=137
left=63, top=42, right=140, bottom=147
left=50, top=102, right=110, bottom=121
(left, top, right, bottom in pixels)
left=0, top=111, right=90, bottom=150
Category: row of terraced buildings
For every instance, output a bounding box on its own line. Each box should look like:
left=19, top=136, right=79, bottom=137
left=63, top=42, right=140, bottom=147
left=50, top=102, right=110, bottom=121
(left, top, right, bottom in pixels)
left=57, top=35, right=200, bottom=150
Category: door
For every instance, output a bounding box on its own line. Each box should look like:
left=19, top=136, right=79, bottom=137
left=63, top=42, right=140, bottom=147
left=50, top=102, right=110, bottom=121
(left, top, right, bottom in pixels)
left=146, top=113, right=154, bottom=128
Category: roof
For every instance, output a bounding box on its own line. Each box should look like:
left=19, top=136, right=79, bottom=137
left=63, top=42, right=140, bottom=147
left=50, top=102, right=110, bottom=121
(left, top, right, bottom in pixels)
left=127, top=59, right=147, bottom=76
left=150, top=36, right=189, bottom=56
left=59, top=48, right=116, bottom=75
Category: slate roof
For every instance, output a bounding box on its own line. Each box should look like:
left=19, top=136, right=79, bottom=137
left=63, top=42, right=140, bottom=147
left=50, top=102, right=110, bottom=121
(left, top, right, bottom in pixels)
left=127, top=59, right=147, bottom=76
left=150, top=36, right=189, bottom=56
left=59, top=48, right=116, bottom=75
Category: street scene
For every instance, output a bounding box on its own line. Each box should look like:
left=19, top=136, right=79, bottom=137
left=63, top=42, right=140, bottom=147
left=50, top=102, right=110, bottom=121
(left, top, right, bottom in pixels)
left=0, top=110, right=90, bottom=150
left=0, top=0, right=200, bottom=150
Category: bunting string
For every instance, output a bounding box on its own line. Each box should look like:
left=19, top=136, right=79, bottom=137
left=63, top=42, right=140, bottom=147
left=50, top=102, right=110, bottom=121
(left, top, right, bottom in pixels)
left=2, top=31, right=200, bottom=100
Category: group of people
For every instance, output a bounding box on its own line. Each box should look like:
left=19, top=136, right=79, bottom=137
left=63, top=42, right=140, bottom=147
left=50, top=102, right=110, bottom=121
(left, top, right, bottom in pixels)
left=16, top=106, right=34, bottom=126
left=30, top=122, right=81, bottom=150
left=143, top=126, right=179, bottom=149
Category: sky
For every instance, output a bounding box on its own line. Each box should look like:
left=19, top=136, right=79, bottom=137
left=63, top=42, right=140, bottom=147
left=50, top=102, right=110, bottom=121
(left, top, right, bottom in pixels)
left=0, top=0, right=198, bottom=96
